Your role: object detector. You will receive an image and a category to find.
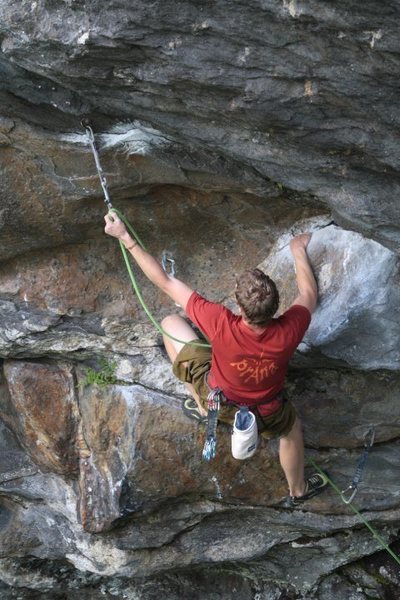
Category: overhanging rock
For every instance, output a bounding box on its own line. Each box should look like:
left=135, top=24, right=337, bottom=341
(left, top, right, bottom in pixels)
left=260, top=223, right=400, bottom=370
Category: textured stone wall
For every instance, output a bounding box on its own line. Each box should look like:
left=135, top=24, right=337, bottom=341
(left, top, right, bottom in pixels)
left=0, top=1, right=400, bottom=598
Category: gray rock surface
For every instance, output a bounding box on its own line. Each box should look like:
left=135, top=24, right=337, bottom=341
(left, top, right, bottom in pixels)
left=260, top=223, right=400, bottom=370
left=286, top=367, right=400, bottom=448
left=1, top=0, right=400, bottom=598
left=1, top=1, right=400, bottom=250
left=1, top=361, right=400, bottom=594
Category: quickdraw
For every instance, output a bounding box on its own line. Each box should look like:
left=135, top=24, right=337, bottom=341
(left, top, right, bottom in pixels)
left=309, top=456, right=400, bottom=568
left=82, top=120, right=176, bottom=279
left=341, top=426, right=375, bottom=504
left=81, top=120, right=211, bottom=349
left=81, top=119, right=113, bottom=210
left=202, top=388, right=222, bottom=461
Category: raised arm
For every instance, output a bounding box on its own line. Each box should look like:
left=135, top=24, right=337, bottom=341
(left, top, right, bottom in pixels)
left=104, top=212, right=194, bottom=311
left=289, top=233, right=318, bottom=314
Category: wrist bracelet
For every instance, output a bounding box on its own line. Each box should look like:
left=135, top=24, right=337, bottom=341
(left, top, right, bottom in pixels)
left=125, top=241, right=137, bottom=250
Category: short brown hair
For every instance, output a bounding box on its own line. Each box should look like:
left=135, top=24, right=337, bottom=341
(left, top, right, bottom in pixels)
left=235, top=268, right=279, bottom=325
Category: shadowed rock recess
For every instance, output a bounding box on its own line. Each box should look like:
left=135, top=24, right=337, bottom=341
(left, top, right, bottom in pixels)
left=0, top=1, right=399, bottom=598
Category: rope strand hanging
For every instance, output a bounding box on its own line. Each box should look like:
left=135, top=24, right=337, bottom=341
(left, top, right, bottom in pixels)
left=82, top=120, right=210, bottom=348
left=81, top=120, right=400, bottom=568
left=307, top=457, right=400, bottom=567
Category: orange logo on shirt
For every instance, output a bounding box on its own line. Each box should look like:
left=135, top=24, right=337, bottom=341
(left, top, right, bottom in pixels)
left=230, top=354, right=278, bottom=384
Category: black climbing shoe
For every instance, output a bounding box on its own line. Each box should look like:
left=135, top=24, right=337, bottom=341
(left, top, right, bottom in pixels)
left=182, top=397, right=208, bottom=424
left=289, top=472, right=329, bottom=507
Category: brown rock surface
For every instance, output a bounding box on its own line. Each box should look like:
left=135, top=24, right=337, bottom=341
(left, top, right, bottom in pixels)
left=287, top=367, right=400, bottom=449
left=77, top=382, right=286, bottom=533
left=0, top=0, right=400, bottom=596
left=1, top=361, right=79, bottom=475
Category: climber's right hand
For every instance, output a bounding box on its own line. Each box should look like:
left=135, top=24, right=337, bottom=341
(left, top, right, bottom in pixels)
left=104, top=211, right=128, bottom=240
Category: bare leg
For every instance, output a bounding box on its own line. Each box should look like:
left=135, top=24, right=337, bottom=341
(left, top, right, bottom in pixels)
left=161, top=314, right=207, bottom=417
left=279, top=417, right=306, bottom=497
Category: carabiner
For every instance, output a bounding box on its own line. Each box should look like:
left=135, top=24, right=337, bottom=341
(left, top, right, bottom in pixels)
left=161, top=251, right=176, bottom=277
left=81, top=118, right=95, bottom=142
left=341, top=484, right=358, bottom=505
left=81, top=120, right=113, bottom=210
left=363, top=427, right=375, bottom=448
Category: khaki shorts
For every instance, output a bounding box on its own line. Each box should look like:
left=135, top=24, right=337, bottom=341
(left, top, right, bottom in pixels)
left=172, top=342, right=297, bottom=439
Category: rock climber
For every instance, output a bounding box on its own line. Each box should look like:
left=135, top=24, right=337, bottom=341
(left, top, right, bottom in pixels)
left=104, top=211, right=328, bottom=505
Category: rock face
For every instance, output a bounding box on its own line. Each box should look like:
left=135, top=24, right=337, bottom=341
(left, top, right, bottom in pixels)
left=1, top=1, right=400, bottom=253
left=1, top=1, right=400, bottom=599
left=260, top=222, right=400, bottom=370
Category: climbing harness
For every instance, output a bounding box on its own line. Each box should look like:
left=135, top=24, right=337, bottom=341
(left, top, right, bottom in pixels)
left=308, top=456, right=400, bottom=568
left=200, top=389, right=283, bottom=462
left=202, top=388, right=222, bottom=461
left=341, top=426, right=375, bottom=504
left=81, top=120, right=210, bottom=349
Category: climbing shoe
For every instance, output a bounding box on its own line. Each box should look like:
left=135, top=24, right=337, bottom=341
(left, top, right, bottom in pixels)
left=289, top=472, right=329, bottom=506
left=182, top=397, right=208, bottom=424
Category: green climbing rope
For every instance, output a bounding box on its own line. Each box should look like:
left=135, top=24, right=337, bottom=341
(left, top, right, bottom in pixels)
left=110, top=208, right=211, bottom=349
left=307, top=457, right=400, bottom=567
left=81, top=120, right=210, bottom=349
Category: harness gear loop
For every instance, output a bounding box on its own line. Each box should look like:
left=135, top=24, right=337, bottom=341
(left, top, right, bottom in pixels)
left=81, top=120, right=113, bottom=210
left=202, top=388, right=222, bottom=461
left=341, top=426, right=375, bottom=505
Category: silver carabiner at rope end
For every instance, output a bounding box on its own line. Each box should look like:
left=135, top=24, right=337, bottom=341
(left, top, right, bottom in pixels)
left=341, top=484, right=358, bottom=505
left=363, top=427, right=375, bottom=448
left=80, top=117, right=92, bottom=130
left=80, top=119, right=114, bottom=210
left=161, top=251, right=176, bottom=277
left=81, top=118, right=95, bottom=142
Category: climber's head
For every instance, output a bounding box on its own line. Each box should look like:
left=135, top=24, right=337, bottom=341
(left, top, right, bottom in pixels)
left=235, top=268, right=279, bottom=326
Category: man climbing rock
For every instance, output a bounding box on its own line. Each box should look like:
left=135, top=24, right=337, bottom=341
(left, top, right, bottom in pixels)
left=104, top=212, right=328, bottom=505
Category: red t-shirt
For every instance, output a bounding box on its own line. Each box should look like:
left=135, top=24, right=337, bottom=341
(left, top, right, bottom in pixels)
left=186, top=292, right=311, bottom=416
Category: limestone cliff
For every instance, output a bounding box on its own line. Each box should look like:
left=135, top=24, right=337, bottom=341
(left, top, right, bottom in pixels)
left=0, top=1, right=399, bottom=598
